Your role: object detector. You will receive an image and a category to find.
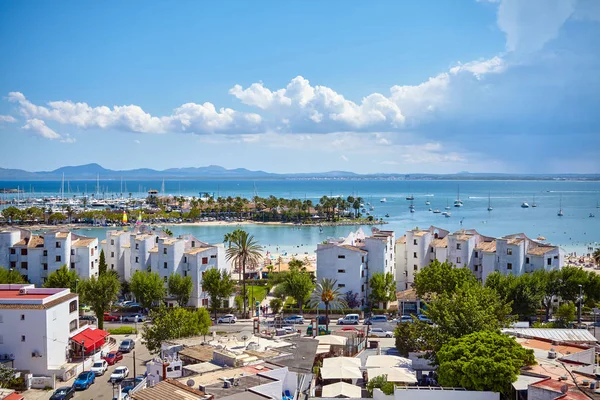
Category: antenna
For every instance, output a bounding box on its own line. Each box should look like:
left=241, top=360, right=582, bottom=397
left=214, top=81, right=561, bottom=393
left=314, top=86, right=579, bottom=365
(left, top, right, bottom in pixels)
left=237, top=331, right=253, bottom=346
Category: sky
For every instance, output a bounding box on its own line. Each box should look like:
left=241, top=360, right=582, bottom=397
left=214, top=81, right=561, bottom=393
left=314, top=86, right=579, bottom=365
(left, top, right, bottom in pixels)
left=0, top=0, right=599, bottom=174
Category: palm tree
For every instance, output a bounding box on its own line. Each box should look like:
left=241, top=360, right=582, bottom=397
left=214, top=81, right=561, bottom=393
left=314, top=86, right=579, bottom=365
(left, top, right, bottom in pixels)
left=594, top=248, right=600, bottom=266
left=225, top=229, right=263, bottom=318
left=309, top=278, right=347, bottom=332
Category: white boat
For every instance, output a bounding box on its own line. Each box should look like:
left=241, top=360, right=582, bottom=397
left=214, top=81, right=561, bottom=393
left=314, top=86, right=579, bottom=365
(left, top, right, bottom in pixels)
left=369, top=205, right=374, bottom=211
left=453, top=186, right=463, bottom=207
left=487, top=192, right=493, bottom=211
left=406, top=195, right=414, bottom=201
left=409, top=203, right=415, bottom=213
left=531, top=195, right=537, bottom=208
left=433, top=209, right=441, bottom=214
left=558, top=195, right=564, bottom=217
left=428, top=208, right=432, bottom=211
left=445, top=212, right=451, bottom=217
left=425, top=200, right=430, bottom=205
left=521, top=202, right=529, bottom=208
left=380, top=198, right=387, bottom=203
left=590, top=213, right=595, bottom=218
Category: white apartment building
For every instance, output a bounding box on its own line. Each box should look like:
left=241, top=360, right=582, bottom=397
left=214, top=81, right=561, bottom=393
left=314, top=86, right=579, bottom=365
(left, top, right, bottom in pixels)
left=0, top=284, right=79, bottom=376
left=0, top=229, right=99, bottom=287
left=395, top=226, right=565, bottom=290
left=102, top=228, right=232, bottom=308
left=316, top=228, right=395, bottom=308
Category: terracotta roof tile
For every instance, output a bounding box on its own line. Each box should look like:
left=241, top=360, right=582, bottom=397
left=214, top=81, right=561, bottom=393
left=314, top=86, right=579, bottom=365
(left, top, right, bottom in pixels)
left=431, top=237, right=448, bottom=248
left=185, top=246, right=214, bottom=255
left=340, top=245, right=368, bottom=254
left=56, top=232, right=69, bottom=238
left=476, top=240, right=497, bottom=252
left=396, top=235, right=406, bottom=244
left=72, top=238, right=96, bottom=247
left=131, top=379, right=205, bottom=400
left=528, top=246, right=557, bottom=256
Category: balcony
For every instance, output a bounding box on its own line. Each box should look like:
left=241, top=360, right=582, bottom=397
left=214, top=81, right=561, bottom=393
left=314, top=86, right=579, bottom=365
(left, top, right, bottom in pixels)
left=40, top=255, right=48, bottom=263
left=70, top=255, right=80, bottom=263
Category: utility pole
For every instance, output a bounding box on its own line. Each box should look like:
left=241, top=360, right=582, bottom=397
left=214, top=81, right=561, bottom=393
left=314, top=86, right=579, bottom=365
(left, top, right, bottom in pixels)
left=578, top=284, right=583, bottom=324
left=133, top=350, right=136, bottom=379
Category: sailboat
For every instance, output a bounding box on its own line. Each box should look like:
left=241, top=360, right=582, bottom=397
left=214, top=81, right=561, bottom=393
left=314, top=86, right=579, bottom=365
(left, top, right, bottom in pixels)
left=453, top=186, right=463, bottom=207
left=425, top=200, right=430, bottom=205
left=409, top=201, right=415, bottom=213
left=406, top=194, right=414, bottom=201
left=487, top=192, right=493, bottom=211
left=531, top=195, right=537, bottom=208
left=557, top=195, right=564, bottom=217
left=521, top=201, right=530, bottom=208
left=445, top=199, right=451, bottom=210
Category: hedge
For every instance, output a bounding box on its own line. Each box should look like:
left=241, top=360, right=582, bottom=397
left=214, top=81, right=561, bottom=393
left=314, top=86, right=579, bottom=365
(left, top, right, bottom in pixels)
left=108, top=326, right=138, bottom=335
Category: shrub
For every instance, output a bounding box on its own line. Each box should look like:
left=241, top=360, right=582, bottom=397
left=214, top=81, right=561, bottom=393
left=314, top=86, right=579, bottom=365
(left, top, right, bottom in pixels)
left=108, top=326, right=138, bottom=335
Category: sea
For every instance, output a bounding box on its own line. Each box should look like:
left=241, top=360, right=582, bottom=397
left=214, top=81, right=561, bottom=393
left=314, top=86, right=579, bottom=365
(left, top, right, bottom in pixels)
left=1, top=179, right=599, bottom=256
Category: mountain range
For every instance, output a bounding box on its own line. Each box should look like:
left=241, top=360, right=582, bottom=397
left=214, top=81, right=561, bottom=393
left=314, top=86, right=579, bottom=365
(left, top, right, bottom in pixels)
left=0, top=164, right=597, bottom=180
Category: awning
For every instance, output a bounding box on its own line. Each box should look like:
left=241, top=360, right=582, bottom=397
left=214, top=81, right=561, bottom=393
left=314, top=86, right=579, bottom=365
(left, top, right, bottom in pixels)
left=323, top=357, right=361, bottom=369
left=322, top=382, right=361, bottom=398
left=316, top=345, right=331, bottom=355
left=367, top=367, right=417, bottom=383
left=365, top=355, right=412, bottom=369
left=321, top=366, right=362, bottom=380
left=71, top=328, right=109, bottom=352
left=315, top=335, right=347, bottom=346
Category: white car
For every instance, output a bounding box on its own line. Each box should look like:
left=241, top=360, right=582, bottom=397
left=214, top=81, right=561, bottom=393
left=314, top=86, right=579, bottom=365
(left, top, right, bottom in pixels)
left=110, top=366, right=129, bottom=382
left=369, top=328, right=394, bottom=338
left=122, top=314, right=145, bottom=323
left=217, top=314, right=237, bottom=324
left=90, top=360, right=108, bottom=376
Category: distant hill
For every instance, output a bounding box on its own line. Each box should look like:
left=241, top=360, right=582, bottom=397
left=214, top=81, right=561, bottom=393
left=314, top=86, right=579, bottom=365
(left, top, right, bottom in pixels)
left=0, top=164, right=597, bottom=180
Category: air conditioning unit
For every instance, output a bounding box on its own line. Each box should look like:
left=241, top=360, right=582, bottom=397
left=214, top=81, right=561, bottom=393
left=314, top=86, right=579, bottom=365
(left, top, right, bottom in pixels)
left=19, top=288, right=27, bottom=294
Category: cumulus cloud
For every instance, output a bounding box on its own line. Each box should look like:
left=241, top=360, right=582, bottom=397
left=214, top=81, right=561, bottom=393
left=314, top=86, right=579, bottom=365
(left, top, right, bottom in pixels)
left=22, top=119, right=61, bottom=140
left=0, top=115, right=17, bottom=123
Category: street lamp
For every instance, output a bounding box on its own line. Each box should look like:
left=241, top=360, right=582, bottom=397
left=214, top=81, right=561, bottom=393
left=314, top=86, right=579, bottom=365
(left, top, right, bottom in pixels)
left=81, top=340, right=85, bottom=372
left=578, top=284, right=583, bottom=324
left=8, top=267, right=15, bottom=290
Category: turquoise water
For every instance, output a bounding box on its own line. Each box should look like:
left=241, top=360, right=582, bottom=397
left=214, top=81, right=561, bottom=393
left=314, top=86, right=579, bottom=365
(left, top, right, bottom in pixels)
left=3, top=179, right=600, bottom=254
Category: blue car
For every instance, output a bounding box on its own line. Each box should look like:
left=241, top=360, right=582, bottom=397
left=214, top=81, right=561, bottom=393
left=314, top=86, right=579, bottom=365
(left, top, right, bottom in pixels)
left=73, top=371, right=95, bottom=390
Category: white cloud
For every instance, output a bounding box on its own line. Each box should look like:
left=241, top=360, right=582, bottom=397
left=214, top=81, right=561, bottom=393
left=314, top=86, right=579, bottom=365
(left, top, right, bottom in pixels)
left=0, top=115, right=17, bottom=123
left=134, top=139, right=141, bottom=144
left=341, top=155, right=349, bottom=162
left=449, top=56, right=506, bottom=79
left=22, top=119, right=61, bottom=140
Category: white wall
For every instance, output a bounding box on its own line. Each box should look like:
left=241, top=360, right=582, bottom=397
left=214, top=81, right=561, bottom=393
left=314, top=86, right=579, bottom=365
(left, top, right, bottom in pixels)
left=373, top=388, right=499, bottom=400
left=316, top=245, right=366, bottom=305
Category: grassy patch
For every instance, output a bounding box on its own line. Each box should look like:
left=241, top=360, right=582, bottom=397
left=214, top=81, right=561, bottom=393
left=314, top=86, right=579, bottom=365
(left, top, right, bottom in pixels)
left=247, top=285, right=269, bottom=303
left=108, top=326, right=138, bottom=335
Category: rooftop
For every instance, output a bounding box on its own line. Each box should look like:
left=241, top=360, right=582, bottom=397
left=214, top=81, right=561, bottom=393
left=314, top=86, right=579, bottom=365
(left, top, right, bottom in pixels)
left=530, top=378, right=589, bottom=400
left=412, top=231, right=430, bottom=237
left=178, top=345, right=215, bottom=362
left=0, top=286, right=77, bottom=310
left=396, top=235, right=406, bottom=244
left=528, top=246, right=558, bottom=256
left=340, top=245, right=368, bottom=254
left=476, top=240, right=497, bottom=253
left=202, top=373, right=276, bottom=399
left=72, top=238, right=97, bottom=247
left=56, top=232, right=69, bottom=238
left=131, top=379, right=206, bottom=400
left=504, top=328, right=598, bottom=343
left=430, top=237, right=448, bottom=248
left=185, top=246, right=214, bottom=255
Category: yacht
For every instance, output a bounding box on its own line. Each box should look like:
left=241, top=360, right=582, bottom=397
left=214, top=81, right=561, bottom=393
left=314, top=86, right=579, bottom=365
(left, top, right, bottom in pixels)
left=409, top=202, right=415, bottom=213
left=558, top=195, right=564, bottom=217
left=385, top=213, right=390, bottom=218
left=521, top=202, right=530, bottom=208
left=380, top=198, right=387, bottom=203
left=590, top=213, right=595, bottom=218
left=425, top=200, right=430, bottom=205
left=531, top=195, right=537, bottom=208
left=406, top=195, right=414, bottom=201
left=453, top=186, right=463, bottom=207
left=433, top=209, right=441, bottom=214
left=428, top=208, right=432, bottom=211
left=487, top=192, right=493, bottom=211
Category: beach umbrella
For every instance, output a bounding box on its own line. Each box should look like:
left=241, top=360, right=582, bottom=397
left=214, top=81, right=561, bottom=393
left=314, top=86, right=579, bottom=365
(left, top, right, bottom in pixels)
left=122, top=210, right=128, bottom=224
left=323, top=357, right=361, bottom=369
left=322, top=382, right=361, bottom=398
left=367, top=367, right=417, bottom=383
left=321, top=365, right=363, bottom=380
left=316, top=335, right=347, bottom=346
left=537, top=236, right=546, bottom=241
left=365, top=355, right=412, bottom=369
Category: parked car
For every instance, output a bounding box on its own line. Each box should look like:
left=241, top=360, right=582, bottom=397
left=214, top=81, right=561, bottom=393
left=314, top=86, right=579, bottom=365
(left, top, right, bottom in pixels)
left=122, top=314, right=145, bottom=323
left=110, top=366, right=130, bottom=383
left=103, top=351, right=123, bottom=365
left=337, top=314, right=360, bottom=325
left=73, top=371, right=96, bottom=390
left=112, top=394, right=130, bottom=400
left=393, top=315, right=414, bottom=324
left=369, top=328, right=393, bottom=338
left=90, top=360, right=108, bottom=376
left=316, top=315, right=330, bottom=325
left=217, top=314, right=237, bottom=324
left=417, top=314, right=432, bottom=324
left=79, top=315, right=97, bottom=323
left=119, top=339, right=135, bottom=353
left=282, top=326, right=296, bottom=334
left=103, top=313, right=120, bottom=322
left=364, top=315, right=388, bottom=325
left=306, top=325, right=331, bottom=336
left=284, top=315, right=304, bottom=324
left=50, top=386, right=75, bottom=400
left=340, top=326, right=365, bottom=337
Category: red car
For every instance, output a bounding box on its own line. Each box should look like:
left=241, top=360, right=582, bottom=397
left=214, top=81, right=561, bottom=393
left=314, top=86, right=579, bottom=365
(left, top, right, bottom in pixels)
left=341, top=326, right=365, bottom=337
left=103, top=351, right=123, bottom=366
left=103, top=313, right=120, bottom=322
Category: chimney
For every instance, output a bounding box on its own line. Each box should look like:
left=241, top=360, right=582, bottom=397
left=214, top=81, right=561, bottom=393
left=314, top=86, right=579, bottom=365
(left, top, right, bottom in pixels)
left=162, top=361, right=170, bottom=380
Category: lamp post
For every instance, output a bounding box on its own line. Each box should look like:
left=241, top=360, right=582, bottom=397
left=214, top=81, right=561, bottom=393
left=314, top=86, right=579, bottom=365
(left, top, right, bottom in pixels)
left=8, top=267, right=15, bottom=290
left=578, top=284, right=583, bottom=324
left=81, top=340, right=85, bottom=372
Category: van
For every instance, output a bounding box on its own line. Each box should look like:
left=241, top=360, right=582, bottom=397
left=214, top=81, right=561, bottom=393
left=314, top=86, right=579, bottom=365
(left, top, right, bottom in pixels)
left=365, top=315, right=388, bottom=325
left=337, top=314, right=360, bottom=325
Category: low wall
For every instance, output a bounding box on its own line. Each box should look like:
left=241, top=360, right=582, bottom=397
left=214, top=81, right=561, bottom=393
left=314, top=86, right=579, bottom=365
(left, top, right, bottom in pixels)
left=29, top=375, right=55, bottom=390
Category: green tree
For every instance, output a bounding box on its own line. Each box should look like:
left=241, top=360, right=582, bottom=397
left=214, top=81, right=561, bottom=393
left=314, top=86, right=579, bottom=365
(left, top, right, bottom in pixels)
left=309, top=278, right=347, bottom=331
left=142, top=306, right=211, bottom=354
left=436, top=331, right=535, bottom=393
left=413, top=260, right=477, bottom=298
left=167, top=273, right=193, bottom=307
left=130, top=271, right=166, bottom=310
left=48, top=213, right=67, bottom=224
left=269, top=298, right=283, bottom=314
left=98, top=249, right=107, bottom=276
left=163, top=228, right=173, bottom=237
left=366, top=375, right=395, bottom=397
left=485, top=272, right=545, bottom=319
left=594, top=248, right=600, bottom=266
left=78, top=273, right=121, bottom=330
left=0, top=267, right=25, bottom=284
left=225, top=229, right=262, bottom=317
left=202, top=268, right=235, bottom=320
left=43, top=265, right=78, bottom=292
left=280, top=268, right=314, bottom=314
left=0, top=363, right=15, bottom=388
left=555, top=302, right=576, bottom=327
left=1, top=206, right=22, bottom=223
left=369, top=272, right=396, bottom=309
left=394, top=319, right=438, bottom=357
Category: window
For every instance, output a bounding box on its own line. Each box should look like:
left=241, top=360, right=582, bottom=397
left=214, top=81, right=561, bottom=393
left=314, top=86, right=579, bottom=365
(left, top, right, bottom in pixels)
left=21, top=249, right=27, bottom=255
left=135, top=243, right=139, bottom=250
left=183, top=256, right=187, bottom=263
left=163, top=248, right=167, bottom=254
left=10, top=262, right=15, bottom=269
left=56, top=255, right=61, bottom=262
left=71, top=249, right=75, bottom=255
left=474, top=251, right=479, bottom=258
left=547, top=258, right=552, bottom=266
left=184, top=271, right=187, bottom=277
left=43, top=263, right=48, bottom=270
left=70, top=263, right=75, bottom=269
left=338, top=269, right=346, bottom=273
left=0, top=335, right=2, bottom=344
left=361, top=284, right=365, bottom=292
left=338, top=284, right=345, bottom=288
left=0, top=315, right=2, bottom=323
left=413, top=239, right=418, bottom=245
left=69, top=319, right=78, bottom=332
left=21, top=335, right=26, bottom=342
left=43, top=250, right=47, bottom=256
left=202, top=257, right=208, bottom=265
left=474, top=265, right=478, bottom=272
left=91, top=248, right=94, bottom=256
left=91, top=261, right=94, bottom=268
left=191, top=241, right=195, bottom=248
left=338, top=255, right=345, bottom=259
left=507, top=248, right=513, bottom=255
left=413, top=252, right=418, bottom=258
left=210, top=255, right=216, bottom=259
left=526, top=257, right=530, bottom=264
left=413, top=264, right=418, bottom=271
left=456, top=257, right=461, bottom=264
left=135, top=257, right=139, bottom=263
left=164, top=262, right=168, bottom=269
left=111, top=239, right=115, bottom=245
left=111, top=252, right=115, bottom=258
left=456, top=243, right=462, bottom=250
left=507, top=263, right=513, bottom=270
left=155, top=237, right=159, bottom=243
left=20, top=314, right=25, bottom=320
left=111, top=264, right=114, bottom=270
left=69, top=300, right=77, bottom=313
left=10, top=248, right=15, bottom=254
left=21, top=262, right=28, bottom=270
left=56, top=242, right=61, bottom=248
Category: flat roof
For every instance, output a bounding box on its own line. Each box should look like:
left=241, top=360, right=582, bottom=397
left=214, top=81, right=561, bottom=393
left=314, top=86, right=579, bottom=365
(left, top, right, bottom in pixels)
left=0, top=289, right=49, bottom=300
left=504, top=328, right=598, bottom=343
left=131, top=379, right=205, bottom=400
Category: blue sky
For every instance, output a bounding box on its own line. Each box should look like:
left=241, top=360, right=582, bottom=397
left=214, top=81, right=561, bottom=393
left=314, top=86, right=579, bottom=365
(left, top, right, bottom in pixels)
left=0, top=0, right=598, bottom=174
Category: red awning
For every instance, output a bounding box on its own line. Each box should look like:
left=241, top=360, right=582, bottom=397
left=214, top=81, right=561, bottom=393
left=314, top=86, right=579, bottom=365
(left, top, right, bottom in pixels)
left=71, top=328, right=109, bottom=352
